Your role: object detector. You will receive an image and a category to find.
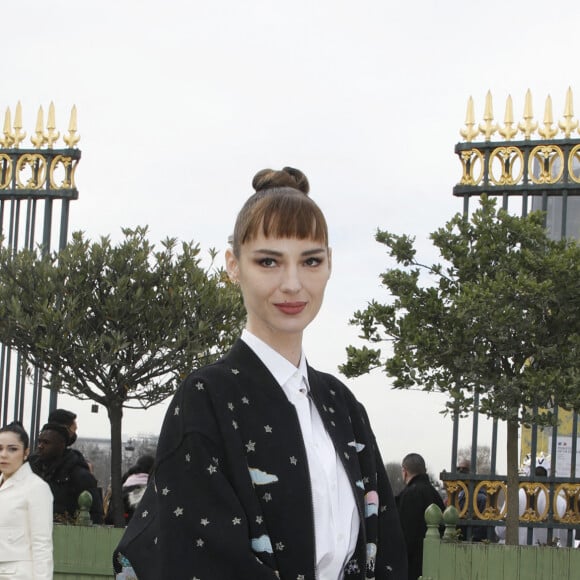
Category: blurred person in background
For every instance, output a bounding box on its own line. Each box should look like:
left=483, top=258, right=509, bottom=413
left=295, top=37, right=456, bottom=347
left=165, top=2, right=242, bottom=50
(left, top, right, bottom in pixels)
left=32, top=422, right=104, bottom=524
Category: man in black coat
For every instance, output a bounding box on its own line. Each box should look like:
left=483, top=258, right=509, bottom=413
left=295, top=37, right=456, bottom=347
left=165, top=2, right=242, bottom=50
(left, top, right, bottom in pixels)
left=31, top=422, right=104, bottom=524
left=395, top=453, right=445, bottom=580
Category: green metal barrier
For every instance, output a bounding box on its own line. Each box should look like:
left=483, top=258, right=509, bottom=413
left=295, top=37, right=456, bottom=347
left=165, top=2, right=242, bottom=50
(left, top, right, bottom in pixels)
left=53, top=525, right=123, bottom=579
left=420, top=504, right=580, bottom=580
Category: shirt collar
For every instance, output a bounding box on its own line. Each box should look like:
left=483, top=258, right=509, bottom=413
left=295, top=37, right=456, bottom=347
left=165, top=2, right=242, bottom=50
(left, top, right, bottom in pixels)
left=241, top=329, right=309, bottom=392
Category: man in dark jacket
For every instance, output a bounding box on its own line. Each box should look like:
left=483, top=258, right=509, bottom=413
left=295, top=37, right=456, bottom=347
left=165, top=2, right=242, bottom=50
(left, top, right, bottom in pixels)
left=31, top=422, right=104, bottom=524
left=396, top=453, right=445, bottom=580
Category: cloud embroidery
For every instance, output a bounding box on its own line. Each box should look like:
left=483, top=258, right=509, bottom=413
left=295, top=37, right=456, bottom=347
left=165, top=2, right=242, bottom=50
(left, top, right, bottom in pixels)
left=251, top=534, right=274, bottom=554
left=347, top=440, right=366, bottom=453
left=365, top=490, right=379, bottom=517
left=249, top=467, right=279, bottom=486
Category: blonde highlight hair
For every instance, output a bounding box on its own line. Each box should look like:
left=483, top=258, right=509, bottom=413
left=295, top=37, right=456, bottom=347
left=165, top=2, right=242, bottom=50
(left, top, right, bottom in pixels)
left=231, top=167, right=328, bottom=256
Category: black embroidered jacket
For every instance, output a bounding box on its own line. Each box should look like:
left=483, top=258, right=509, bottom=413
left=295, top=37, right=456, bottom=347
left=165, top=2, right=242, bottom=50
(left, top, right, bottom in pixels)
left=114, top=340, right=407, bottom=579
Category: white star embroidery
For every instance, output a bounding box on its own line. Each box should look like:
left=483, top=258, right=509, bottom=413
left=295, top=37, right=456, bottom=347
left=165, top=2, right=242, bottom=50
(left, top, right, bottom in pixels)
left=329, top=389, right=336, bottom=396
left=330, top=420, right=336, bottom=427
left=174, top=507, right=184, bottom=517
left=256, top=516, right=263, bottom=524
left=344, top=451, right=350, bottom=460
left=232, top=420, right=238, bottom=430
left=380, top=505, right=387, bottom=513
left=328, top=407, right=335, bottom=414
left=141, top=510, right=148, bottom=518
left=195, top=381, right=204, bottom=390
left=241, top=396, right=249, bottom=404
left=228, top=402, right=235, bottom=411
left=231, top=368, right=240, bottom=375
left=263, top=493, right=272, bottom=502
left=363, top=476, right=370, bottom=484
left=185, top=453, right=191, bottom=462
left=162, top=487, right=170, bottom=495
left=289, top=456, right=298, bottom=465
left=232, top=517, right=241, bottom=525
left=245, top=440, right=256, bottom=452
left=212, top=457, right=219, bottom=464
left=174, top=406, right=180, bottom=416
left=207, top=465, right=217, bottom=474
left=200, top=518, right=210, bottom=526
left=275, top=542, right=285, bottom=551
left=264, top=425, right=273, bottom=433
left=195, top=538, right=204, bottom=547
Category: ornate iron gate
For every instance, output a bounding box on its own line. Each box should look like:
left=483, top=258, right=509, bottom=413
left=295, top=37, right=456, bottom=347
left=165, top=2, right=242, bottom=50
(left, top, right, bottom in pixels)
left=0, top=101, right=80, bottom=445
left=442, top=89, right=580, bottom=545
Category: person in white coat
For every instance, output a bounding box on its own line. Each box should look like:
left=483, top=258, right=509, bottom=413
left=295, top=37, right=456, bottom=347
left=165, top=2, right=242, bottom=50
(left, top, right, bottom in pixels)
left=0, top=421, right=53, bottom=579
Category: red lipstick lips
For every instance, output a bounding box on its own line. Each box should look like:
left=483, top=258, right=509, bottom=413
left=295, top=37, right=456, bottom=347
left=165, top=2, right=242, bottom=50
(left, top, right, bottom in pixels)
left=274, top=302, right=307, bottom=315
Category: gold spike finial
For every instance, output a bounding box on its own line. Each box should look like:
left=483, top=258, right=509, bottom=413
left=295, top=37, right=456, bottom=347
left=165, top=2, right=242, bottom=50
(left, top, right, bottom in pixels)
left=31, top=106, right=48, bottom=148
left=538, top=95, right=558, bottom=139
left=478, top=91, right=498, bottom=141
left=0, top=107, right=15, bottom=148
left=518, top=89, right=538, bottom=139
left=460, top=96, right=479, bottom=141
left=63, top=105, right=80, bottom=148
left=558, top=86, right=578, bottom=138
left=45, top=101, right=60, bottom=148
left=12, top=101, right=26, bottom=148
left=498, top=95, right=518, bottom=140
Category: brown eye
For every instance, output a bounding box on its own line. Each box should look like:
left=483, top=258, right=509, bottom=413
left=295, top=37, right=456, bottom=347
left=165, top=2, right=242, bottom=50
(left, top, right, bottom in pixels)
left=258, top=258, right=277, bottom=267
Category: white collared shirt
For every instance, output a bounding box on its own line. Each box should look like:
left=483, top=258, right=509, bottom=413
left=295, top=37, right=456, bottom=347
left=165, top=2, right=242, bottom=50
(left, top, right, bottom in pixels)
left=241, top=330, right=360, bottom=580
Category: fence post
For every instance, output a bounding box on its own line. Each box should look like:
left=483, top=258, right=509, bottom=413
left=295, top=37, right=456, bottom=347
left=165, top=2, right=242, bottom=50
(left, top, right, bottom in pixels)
left=443, top=505, right=459, bottom=541
left=76, top=490, right=93, bottom=526
left=420, top=503, right=444, bottom=579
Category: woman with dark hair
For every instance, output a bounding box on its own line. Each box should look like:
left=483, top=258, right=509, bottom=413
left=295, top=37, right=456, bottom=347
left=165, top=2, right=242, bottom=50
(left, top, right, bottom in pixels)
left=0, top=422, right=53, bottom=579
left=115, top=167, right=406, bottom=579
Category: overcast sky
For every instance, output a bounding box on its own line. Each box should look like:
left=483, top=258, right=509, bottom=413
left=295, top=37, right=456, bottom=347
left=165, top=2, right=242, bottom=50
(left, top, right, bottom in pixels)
left=4, top=0, right=580, bottom=475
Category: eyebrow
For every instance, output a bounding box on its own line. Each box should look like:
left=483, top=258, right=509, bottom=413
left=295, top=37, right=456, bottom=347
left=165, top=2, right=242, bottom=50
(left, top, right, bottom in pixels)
left=252, top=247, right=327, bottom=257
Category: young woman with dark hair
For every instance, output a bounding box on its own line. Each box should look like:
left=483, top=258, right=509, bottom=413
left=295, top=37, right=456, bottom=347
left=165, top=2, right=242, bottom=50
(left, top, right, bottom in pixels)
left=115, top=167, right=406, bottom=579
left=0, top=422, right=53, bottom=579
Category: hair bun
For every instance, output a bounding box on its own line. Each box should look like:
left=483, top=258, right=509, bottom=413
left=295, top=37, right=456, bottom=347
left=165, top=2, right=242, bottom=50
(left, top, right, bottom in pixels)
left=252, top=167, right=309, bottom=194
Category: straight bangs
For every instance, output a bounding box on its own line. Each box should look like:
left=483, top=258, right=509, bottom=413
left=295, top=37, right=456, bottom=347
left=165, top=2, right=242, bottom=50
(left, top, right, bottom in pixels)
left=241, top=189, right=328, bottom=247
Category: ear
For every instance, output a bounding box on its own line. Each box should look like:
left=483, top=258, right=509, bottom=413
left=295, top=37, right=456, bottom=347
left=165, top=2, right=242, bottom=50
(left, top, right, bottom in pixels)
left=327, top=247, right=333, bottom=279
left=225, top=248, right=239, bottom=283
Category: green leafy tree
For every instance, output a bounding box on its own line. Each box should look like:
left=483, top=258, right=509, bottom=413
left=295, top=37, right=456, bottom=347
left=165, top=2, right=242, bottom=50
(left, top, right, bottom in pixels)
left=0, top=227, right=245, bottom=526
left=341, top=196, right=580, bottom=545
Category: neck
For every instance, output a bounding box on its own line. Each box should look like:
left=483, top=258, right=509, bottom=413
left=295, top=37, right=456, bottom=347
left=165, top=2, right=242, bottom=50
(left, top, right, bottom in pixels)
left=245, top=326, right=303, bottom=367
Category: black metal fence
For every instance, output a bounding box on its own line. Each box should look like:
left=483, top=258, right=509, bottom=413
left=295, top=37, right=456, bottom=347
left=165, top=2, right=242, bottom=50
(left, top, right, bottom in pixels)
left=442, top=99, right=580, bottom=545
left=0, top=104, right=80, bottom=445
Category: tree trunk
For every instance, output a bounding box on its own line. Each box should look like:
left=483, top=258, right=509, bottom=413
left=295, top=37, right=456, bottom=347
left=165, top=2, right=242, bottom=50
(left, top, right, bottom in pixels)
left=108, top=402, right=125, bottom=527
left=505, top=419, right=520, bottom=545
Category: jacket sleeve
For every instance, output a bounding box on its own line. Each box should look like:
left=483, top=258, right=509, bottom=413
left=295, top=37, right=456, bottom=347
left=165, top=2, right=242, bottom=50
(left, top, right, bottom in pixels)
left=116, top=375, right=281, bottom=580
left=371, top=433, right=408, bottom=579
left=348, top=394, right=407, bottom=580
left=153, top=429, right=280, bottom=579
left=27, top=478, right=54, bottom=580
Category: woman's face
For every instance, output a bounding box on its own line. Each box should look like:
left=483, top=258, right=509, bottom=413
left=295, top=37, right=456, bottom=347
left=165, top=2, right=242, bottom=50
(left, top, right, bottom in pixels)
left=226, top=233, right=331, bottom=346
left=0, top=431, right=27, bottom=479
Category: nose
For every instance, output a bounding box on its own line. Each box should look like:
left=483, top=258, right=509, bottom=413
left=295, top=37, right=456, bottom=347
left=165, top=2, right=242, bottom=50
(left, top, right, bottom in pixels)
left=280, top=265, right=302, bottom=294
